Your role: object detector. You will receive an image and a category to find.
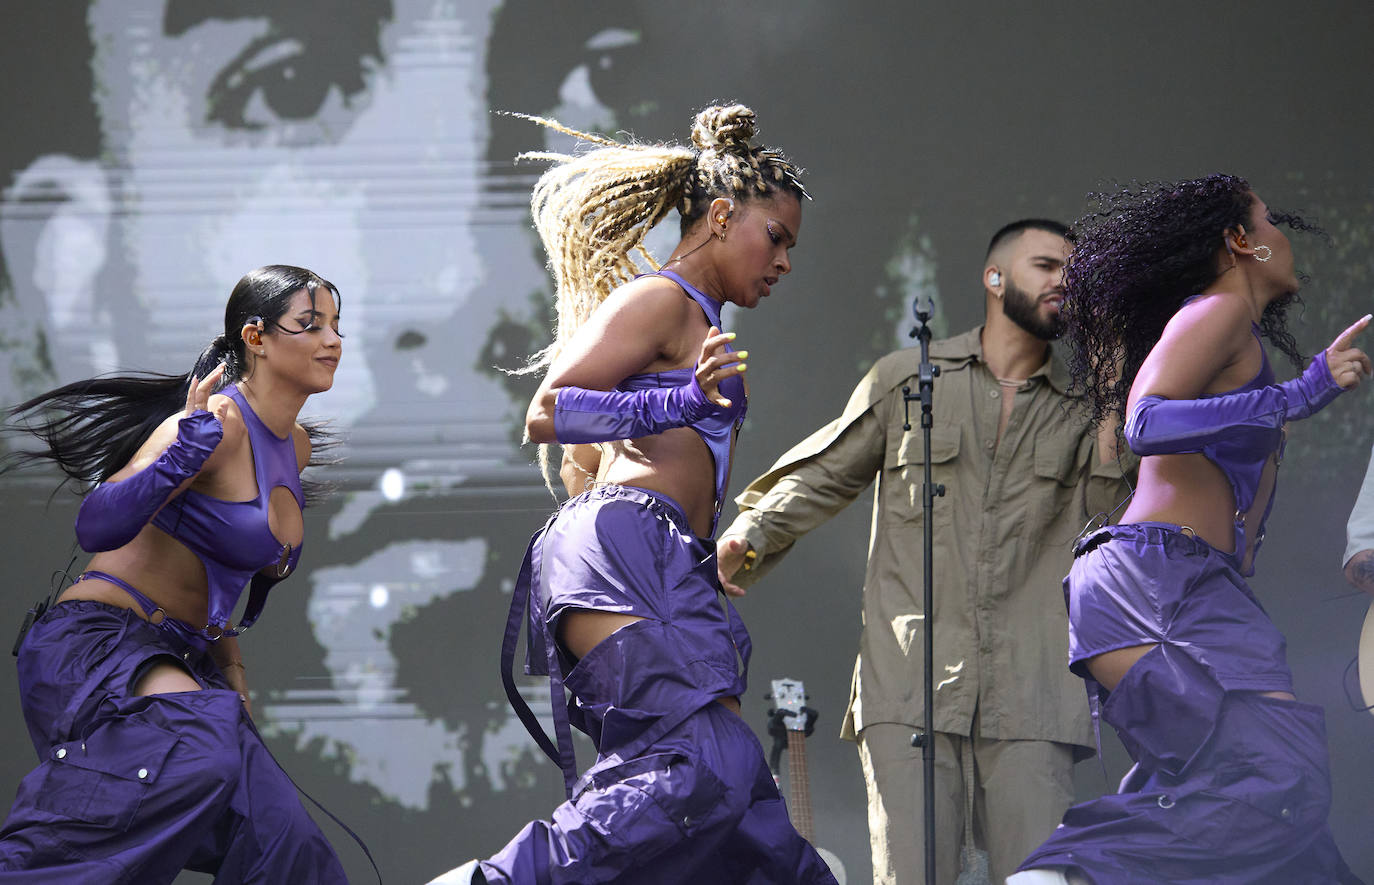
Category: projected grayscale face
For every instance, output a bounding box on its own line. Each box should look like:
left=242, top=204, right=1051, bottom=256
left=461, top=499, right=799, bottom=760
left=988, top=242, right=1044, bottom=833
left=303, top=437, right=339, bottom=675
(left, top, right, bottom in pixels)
left=84, top=0, right=516, bottom=429
left=9, top=0, right=663, bottom=816
left=74, top=0, right=530, bottom=811
left=0, top=0, right=668, bottom=831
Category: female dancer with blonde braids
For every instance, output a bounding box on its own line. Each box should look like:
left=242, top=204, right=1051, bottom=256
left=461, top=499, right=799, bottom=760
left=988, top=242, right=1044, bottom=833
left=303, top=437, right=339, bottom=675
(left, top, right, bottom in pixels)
left=428, top=104, right=836, bottom=884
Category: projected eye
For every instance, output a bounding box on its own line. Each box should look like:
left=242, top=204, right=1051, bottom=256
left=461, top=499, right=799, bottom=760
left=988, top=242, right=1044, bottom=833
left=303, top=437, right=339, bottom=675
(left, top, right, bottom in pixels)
left=207, top=36, right=366, bottom=131
left=580, top=28, right=656, bottom=117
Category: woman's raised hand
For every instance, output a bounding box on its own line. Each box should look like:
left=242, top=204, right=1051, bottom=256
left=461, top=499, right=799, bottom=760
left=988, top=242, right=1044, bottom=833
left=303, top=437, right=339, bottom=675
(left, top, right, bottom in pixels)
left=185, top=362, right=227, bottom=415
left=1326, top=314, right=1374, bottom=390
left=695, top=327, right=746, bottom=407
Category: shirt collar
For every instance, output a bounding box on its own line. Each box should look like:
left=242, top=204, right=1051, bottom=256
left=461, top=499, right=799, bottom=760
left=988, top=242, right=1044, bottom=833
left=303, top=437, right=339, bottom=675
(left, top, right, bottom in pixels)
left=932, top=325, right=1076, bottom=396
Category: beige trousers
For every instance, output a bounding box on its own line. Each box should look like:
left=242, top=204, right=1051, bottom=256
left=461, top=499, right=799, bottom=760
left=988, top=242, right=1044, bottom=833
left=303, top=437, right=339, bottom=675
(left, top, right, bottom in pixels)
left=857, top=723, right=1074, bottom=885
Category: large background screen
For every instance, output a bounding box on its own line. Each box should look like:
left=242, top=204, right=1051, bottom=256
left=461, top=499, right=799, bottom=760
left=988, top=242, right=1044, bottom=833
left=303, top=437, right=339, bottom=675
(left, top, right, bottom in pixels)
left=4, top=3, right=1373, bottom=881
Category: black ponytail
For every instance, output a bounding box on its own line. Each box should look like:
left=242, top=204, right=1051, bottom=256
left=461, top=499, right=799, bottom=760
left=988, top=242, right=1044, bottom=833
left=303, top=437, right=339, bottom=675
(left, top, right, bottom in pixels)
left=3, top=265, right=341, bottom=499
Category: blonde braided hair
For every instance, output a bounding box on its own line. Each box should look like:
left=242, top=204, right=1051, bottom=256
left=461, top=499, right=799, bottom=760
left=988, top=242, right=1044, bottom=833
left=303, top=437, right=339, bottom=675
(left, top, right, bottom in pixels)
left=515, top=102, right=807, bottom=375
left=512, top=102, right=807, bottom=488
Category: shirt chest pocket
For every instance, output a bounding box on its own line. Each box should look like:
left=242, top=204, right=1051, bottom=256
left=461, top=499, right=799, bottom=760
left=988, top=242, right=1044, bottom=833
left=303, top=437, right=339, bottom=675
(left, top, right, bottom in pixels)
left=1029, top=430, right=1090, bottom=529
left=1033, top=431, right=1085, bottom=486
left=884, top=426, right=961, bottom=520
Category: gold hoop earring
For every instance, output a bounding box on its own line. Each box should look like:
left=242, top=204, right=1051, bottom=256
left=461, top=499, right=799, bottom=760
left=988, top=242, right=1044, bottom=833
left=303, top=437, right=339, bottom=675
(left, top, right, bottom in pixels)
left=1253, top=245, right=1272, bottom=262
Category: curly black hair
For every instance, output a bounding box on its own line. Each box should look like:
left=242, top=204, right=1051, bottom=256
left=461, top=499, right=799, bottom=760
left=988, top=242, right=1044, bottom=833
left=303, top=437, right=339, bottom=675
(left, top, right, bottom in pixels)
left=1063, top=174, right=1320, bottom=425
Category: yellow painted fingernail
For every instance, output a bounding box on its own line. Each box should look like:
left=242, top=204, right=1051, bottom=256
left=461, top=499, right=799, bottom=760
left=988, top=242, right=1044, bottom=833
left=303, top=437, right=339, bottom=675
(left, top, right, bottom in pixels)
left=745, top=550, right=756, bottom=560
left=737, top=363, right=747, bottom=372
left=724, top=332, right=737, bottom=340
left=735, top=350, right=749, bottom=359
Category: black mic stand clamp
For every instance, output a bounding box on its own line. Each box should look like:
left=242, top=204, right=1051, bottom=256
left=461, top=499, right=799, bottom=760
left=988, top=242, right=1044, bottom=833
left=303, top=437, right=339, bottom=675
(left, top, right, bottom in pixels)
left=901, top=295, right=943, bottom=885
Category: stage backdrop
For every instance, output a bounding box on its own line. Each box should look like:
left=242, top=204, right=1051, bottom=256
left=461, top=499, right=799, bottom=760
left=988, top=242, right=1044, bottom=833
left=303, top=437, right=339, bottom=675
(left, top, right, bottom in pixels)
left=3, top=3, right=1374, bottom=881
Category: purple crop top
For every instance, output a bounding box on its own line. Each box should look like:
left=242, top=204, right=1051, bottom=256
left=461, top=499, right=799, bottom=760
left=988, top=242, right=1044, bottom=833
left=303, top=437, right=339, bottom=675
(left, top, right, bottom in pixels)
left=622, top=268, right=747, bottom=535
left=1194, top=325, right=1283, bottom=570
left=151, top=384, right=304, bottom=636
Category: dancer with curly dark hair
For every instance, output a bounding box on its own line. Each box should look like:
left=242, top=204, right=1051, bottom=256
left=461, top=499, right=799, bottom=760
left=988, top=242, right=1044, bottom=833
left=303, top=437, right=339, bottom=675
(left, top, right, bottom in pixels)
left=1012, top=176, right=1368, bottom=884
left=0, top=265, right=349, bottom=882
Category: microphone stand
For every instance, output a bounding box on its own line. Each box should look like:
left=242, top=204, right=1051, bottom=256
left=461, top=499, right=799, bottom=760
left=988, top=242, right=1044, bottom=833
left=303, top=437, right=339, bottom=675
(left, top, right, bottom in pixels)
left=902, top=295, right=942, bottom=885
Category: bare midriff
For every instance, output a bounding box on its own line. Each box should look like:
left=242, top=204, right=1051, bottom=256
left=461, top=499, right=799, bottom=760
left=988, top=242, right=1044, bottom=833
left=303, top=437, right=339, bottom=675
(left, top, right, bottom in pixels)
left=594, top=424, right=735, bottom=540
left=1120, top=447, right=1279, bottom=574
left=58, top=529, right=213, bottom=626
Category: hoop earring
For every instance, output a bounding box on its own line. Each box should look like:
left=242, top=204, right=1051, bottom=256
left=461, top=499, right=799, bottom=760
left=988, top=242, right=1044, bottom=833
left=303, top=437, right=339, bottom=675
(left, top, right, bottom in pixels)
left=1253, top=245, right=1272, bottom=262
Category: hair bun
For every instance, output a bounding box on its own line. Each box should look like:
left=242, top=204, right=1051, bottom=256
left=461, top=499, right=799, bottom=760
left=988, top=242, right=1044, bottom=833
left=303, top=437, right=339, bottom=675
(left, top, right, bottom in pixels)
left=691, top=104, right=757, bottom=155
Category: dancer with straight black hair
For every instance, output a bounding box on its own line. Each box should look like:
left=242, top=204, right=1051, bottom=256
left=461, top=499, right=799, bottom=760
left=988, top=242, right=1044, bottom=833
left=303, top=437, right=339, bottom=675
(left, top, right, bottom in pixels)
left=0, top=264, right=348, bottom=883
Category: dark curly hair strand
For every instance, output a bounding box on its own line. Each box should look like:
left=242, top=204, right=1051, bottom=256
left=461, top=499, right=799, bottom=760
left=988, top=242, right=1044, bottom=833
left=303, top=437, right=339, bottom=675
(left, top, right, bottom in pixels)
left=1063, top=174, right=1318, bottom=426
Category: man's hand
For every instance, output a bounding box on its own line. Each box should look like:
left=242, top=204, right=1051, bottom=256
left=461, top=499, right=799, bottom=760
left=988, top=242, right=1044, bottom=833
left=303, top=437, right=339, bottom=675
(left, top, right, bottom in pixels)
left=716, top=536, right=755, bottom=598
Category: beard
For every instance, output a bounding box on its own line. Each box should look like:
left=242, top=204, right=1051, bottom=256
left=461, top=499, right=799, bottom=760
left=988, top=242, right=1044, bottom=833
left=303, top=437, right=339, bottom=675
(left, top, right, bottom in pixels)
left=1002, top=277, right=1063, bottom=341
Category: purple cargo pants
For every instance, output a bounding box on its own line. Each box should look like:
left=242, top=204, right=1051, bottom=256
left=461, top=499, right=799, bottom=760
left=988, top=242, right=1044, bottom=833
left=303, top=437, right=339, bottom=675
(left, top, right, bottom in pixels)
left=1018, top=524, right=1362, bottom=884
left=0, top=599, right=346, bottom=884
left=479, top=485, right=836, bottom=884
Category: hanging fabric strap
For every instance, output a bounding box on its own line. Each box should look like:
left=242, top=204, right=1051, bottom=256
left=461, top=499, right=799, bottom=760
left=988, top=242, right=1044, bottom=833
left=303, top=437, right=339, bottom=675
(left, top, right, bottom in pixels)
left=500, top=521, right=579, bottom=796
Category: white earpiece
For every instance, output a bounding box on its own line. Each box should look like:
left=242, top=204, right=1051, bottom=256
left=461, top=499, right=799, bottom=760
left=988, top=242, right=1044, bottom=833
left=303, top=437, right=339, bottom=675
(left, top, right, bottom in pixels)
left=989, top=271, right=1001, bottom=286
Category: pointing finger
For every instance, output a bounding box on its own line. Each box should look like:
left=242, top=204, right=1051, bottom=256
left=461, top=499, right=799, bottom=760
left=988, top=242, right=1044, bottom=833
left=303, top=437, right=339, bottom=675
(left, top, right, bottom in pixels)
left=1334, top=314, right=1373, bottom=350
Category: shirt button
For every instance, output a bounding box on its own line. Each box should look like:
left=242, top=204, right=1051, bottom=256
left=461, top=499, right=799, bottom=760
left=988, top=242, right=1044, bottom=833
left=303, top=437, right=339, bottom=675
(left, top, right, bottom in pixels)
left=989, top=390, right=1000, bottom=399
left=138, top=768, right=149, bottom=780
left=682, top=816, right=692, bottom=828
left=1280, top=807, right=1291, bottom=819
left=985, top=441, right=994, bottom=450
left=55, top=748, right=67, bottom=759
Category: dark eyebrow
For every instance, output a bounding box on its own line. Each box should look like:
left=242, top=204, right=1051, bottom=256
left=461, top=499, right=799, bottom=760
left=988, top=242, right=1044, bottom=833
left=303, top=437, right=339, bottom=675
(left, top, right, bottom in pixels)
left=164, top=0, right=275, bottom=35
left=772, top=219, right=798, bottom=247
left=164, top=0, right=392, bottom=51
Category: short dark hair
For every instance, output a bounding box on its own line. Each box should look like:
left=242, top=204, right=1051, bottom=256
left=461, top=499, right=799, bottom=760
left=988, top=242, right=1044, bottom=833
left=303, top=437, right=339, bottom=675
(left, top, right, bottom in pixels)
left=985, top=218, right=1072, bottom=258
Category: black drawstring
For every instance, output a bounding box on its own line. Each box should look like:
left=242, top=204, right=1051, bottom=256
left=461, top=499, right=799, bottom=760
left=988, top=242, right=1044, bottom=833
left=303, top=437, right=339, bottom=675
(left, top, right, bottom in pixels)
left=244, top=715, right=384, bottom=884
left=1342, top=655, right=1373, bottom=713
left=13, top=548, right=81, bottom=656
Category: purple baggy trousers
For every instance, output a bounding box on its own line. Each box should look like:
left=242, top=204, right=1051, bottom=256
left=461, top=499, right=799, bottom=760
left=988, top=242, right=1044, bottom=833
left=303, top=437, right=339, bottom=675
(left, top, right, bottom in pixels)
left=1018, top=523, right=1362, bottom=884
left=0, top=599, right=346, bottom=884
left=483, top=485, right=836, bottom=884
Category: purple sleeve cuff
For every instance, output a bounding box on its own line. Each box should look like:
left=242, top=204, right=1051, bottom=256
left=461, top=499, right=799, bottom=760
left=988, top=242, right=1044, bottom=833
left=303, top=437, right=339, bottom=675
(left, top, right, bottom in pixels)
left=1123, top=353, right=1345, bottom=457
left=74, top=410, right=223, bottom=552
left=552, top=379, right=719, bottom=444
left=1282, top=352, right=1343, bottom=420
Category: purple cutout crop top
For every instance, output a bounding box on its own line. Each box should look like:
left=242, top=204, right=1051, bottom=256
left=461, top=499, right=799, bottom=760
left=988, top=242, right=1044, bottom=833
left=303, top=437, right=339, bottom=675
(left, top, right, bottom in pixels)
left=1124, top=319, right=1343, bottom=575
left=1192, top=326, right=1281, bottom=570
left=152, top=384, right=304, bottom=635
left=623, top=268, right=747, bottom=535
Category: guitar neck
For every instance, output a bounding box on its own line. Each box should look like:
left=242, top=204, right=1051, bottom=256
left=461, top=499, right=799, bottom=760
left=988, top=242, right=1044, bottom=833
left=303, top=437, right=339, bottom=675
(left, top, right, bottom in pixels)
left=787, top=732, right=814, bottom=843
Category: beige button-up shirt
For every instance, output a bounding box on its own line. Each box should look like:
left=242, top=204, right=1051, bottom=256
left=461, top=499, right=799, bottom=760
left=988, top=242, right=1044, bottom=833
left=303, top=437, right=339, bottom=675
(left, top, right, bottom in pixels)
left=723, top=327, right=1135, bottom=750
